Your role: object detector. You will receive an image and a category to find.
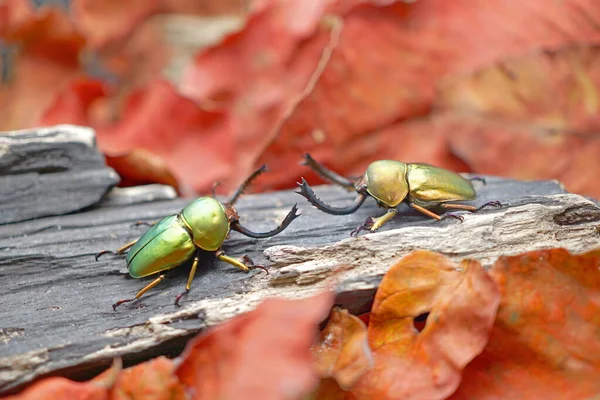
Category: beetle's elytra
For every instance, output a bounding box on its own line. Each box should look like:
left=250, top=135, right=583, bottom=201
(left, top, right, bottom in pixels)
left=296, top=154, right=500, bottom=236
left=96, top=165, right=300, bottom=310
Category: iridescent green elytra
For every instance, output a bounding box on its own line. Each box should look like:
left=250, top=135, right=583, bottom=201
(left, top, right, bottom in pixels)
left=297, top=154, right=500, bottom=236
left=96, top=165, right=300, bottom=310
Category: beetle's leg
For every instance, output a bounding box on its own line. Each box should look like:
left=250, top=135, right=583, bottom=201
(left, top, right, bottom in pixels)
left=350, top=209, right=398, bottom=237
left=216, top=250, right=250, bottom=272
left=296, top=178, right=367, bottom=215
left=350, top=218, right=373, bottom=237
left=469, top=176, right=487, bottom=185
left=174, top=250, right=201, bottom=307
left=112, top=274, right=166, bottom=311
left=301, top=154, right=355, bottom=190
left=241, top=255, right=269, bottom=274
left=441, top=201, right=502, bottom=212
left=130, top=220, right=157, bottom=228
left=476, top=201, right=502, bottom=210
left=371, top=209, right=398, bottom=231
left=95, top=239, right=138, bottom=261
left=410, top=203, right=464, bottom=222
left=227, top=164, right=268, bottom=205
left=231, top=204, right=301, bottom=238
left=440, top=204, right=477, bottom=212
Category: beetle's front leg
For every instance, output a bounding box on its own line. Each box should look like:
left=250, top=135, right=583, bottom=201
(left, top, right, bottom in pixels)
left=351, top=209, right=398, bottom=236
left=216, top=250, right=268, bottom=274
left=95, top=239, right=138, bottom=261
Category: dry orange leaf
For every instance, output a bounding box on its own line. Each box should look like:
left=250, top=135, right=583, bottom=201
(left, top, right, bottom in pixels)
left=3, top=358, right=121, bottom=400
left=105, top=149, right=180, bottom=191
left=110, top=356, right=185, bottom=400
left=350, top=250, right=500, bottom=400
left=312, top=307, right=372, bottom=390
left=175, top=291, right=335, bottom=400
left=449, top=248, right=600, bottom=400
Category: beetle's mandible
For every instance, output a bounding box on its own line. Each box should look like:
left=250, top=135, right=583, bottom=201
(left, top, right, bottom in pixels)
left=296, top=154, right=500, bottom=236
left=96, top=165, right=300, bottom=310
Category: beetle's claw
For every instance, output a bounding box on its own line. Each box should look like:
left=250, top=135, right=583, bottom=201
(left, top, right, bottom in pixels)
left=351, top=217, right=374, bottom=237
left=441, top=213, right=464, bottom=223
left=469, top=176, right=487, bottom=185
left=174, top=289, right=190, bottom=307
left=112, top=298, right=135, bottom=311
left=477, top=201, right=502, bottom=211
left=242, top=256, right=269, bottom=274
left=242, top=255, right=255, bottom=267
left=95, top=250, right=118, bottom=261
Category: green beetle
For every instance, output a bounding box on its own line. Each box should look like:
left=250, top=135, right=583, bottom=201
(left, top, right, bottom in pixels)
left=96, top=165, right=300, bottom=310
left=296, top=154, right=500, bottom=236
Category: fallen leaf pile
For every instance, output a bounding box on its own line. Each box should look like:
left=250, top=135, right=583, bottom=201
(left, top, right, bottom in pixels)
left=2, top=0, right=600, bottom=197
left=5, top=248, right=600, bottom=400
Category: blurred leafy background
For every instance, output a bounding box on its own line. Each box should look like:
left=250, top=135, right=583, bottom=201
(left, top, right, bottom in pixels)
left=2, top=0, right=599, bottom=198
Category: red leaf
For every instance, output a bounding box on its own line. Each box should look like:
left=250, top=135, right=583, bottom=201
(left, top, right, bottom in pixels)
left=93, top=79, right=227, bottom=195
left=69, top=0, right=161, bottom=49
left=449, top=248, right=600, bottom=400
left=0, top=3, right=86, bottom=131
left=175, top=292, right=335, bottom=400
left=0, top=378, right=109, bottom=400
left=110, top=357, right=185, bottom=400
left=39, top=79, right=108, bottom=127
left=253, top=0, right=600, bottom=194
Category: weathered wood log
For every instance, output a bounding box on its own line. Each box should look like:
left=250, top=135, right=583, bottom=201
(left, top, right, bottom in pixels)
left=1, top=134, right=599, bottom=394
left=0, top=125, right=119, bottom=224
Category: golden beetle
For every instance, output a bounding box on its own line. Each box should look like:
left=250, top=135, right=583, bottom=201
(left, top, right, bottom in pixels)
left=296, top=154, right=500, bottom=235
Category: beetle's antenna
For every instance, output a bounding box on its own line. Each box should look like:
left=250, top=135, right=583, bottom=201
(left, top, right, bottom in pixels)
left=296, top=178, right=366, bottom=215
left=301, top=153, right=355, bottom=190
left=231, top=204, right=301, bottom=238
left=227, top=164, right=268, bottom=205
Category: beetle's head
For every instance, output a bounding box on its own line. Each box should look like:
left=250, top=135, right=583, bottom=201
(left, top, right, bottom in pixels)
left=224, top=203, right=239, bottom=223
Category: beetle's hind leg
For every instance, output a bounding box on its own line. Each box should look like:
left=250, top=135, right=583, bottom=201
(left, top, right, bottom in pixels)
left=469, top=176, right=487, bottom=185
left=410, top=203, right=464, bottom=222
left=130, top=220, right=157, bottom=228
left=112, top=274, right=166, bottom=311
left=95, top=239, right=137, bottom=261
left=441, top=201, right=502, bottom=213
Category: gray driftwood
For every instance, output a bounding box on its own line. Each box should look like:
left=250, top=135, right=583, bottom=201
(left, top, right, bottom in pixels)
left=0, top=125, right=119, bottom=224
left=1, top=130, right=600, bottom=395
